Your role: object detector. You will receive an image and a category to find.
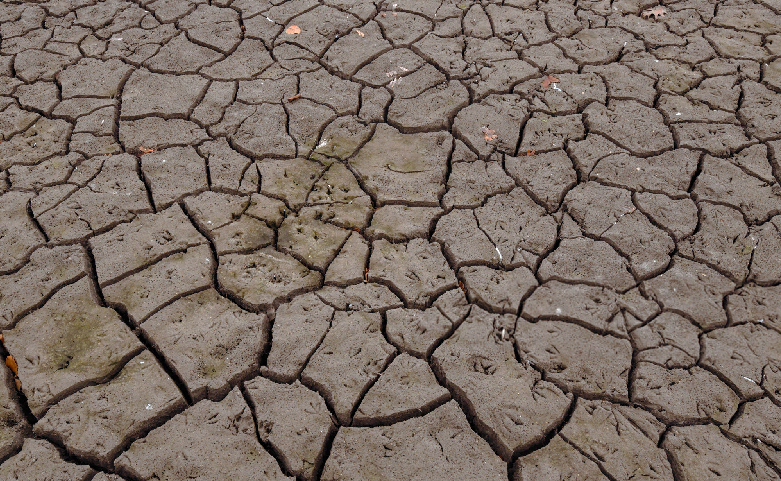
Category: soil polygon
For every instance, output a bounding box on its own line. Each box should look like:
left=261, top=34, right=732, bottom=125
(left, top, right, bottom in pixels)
left=4, top=278, right=142, bottom=417
left=583, top=100, right=673, bottom=156
left=539, top=237, right=635, bottom=291
left=632, top=312, right=701, bottom=368
left=505, top=150, right=577, bottom=212
left=324, top=232, right=369, bottom=286
left=385, top=289, right=471, bottom=358
left=263, top=293, right=334, bottom=383
left=513, top=435, right=608, bottom=481
left=90, top=204, right=206, bottom=286
left=217, top=247, right=321, bottom=310
left=0, top=439, right=93, bottom=480
left=0, top=244, right=87, bottom=329
left=0, top=365, right=27, bottom=461
left=322, top=401, right=506, bottom=481
left=103, top=244, right=213, bottom=325
left=749, top=215, right=781, bottom=284
left=368, top=239, right=457, bottom=308
left=115, top=388, right=291, bottom=480
left=642, top=257, right=735, bottom=330
left=452, top=94, right=528, bottom=158
left=142, top=147, right=209, bottom=209
left=353, top=353, right=450, bottom=426
left=522, top=281, right=624, bottom=336
left=349, top=124, right=451, bottom=206
left=432, top=208, right=501, bottom=268
left=245, top=377, right=335, bottom=481
left=141, top=289, right=268, bottom=402
left=700, top=323, right=781, bottom=399
left=515, top=319, right=632, bottom=401
left=34, top=350, right=186, bottom=468
left=727, top=284, right=781, bottom=333
left=728, top=397, right=781, bottom=467
left=121, top=70, right=207, bottom=119
left=37, top=154, right=152, bottom=242
left=664, top=424, right=779, bottom=480
left=442, top=160, right=515, bottom=209
left=301, top=311, right=395, bottom=424
left=678, top=203, right=754, bottom=282
left=258, top=157, right=325, bottom=210
left=559, top=398, right=673, bottom=481
left=632, top=362, right=739, bottom=424
left=476, top=187, right=558, bottom=267
left=0, top=191, right=45, bottom=273
left=635, top=193, right=699, bottom=241
left=432, top=306, right=572, bottom=460
left=460, top=265, right=537, bottom=314
left=278, top=211, right=350, bottom=271
left=119, top=118, right=209, bottom=152
left=179, top=5, right=240, bottom=54
left=388, top=81, right=469, bottom=133
left=315, top=283, right=403, bottom=313
left=366, top=206, right=442, bottom=242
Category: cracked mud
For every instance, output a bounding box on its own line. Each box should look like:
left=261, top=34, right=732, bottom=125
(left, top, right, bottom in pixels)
left=1, top=0, right=781, bottom=480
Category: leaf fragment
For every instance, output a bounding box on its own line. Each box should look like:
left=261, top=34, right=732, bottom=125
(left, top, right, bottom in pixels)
left=641, top=6, right=667, bottom=19
left=6, top=355, right=17, bottom=376
left=287, top=94, right=301, bottom=101
left=526, top=150, right=536, bottom=156
left=541, top=75, right=560, bottom=90
left=481, top=126, right=498, bottom=141
left=285, top=25, right=301, bottom=34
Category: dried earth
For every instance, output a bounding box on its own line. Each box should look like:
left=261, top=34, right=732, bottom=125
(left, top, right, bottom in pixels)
left=1, top=0, right=781, bottom=480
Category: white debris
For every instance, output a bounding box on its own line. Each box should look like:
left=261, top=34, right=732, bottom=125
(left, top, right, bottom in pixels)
left=742, top=376, right=757, bottom=384
left=495, top=246, right=503, bottom=262
left=145, top=404, right=153, bottom=410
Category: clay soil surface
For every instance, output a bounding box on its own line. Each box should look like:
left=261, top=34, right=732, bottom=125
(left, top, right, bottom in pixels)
left=2, top=0, right=781, bottom=479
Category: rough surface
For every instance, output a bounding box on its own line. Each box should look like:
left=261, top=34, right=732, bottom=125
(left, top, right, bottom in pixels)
left=322, top=402, right=506, bottom=481
left=301, top=311, right=396, bottom=425
left=4, top=278, right=143, bottom=417
left=432, top=307, right=572, bottom=460
left=0, top=439, right=93, bottom=481
left=3, top=1, right=781, bottom=478
left=245, top=377, right=335, bottom=481
left=33, top=350, right=186, bottom=468
left=353, top=353, right=450, bottom=426
left=115, top=388, right=292, bottom=480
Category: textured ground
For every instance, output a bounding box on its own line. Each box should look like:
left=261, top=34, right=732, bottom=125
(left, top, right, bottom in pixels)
left=1, top=0, right=781, bottom=479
